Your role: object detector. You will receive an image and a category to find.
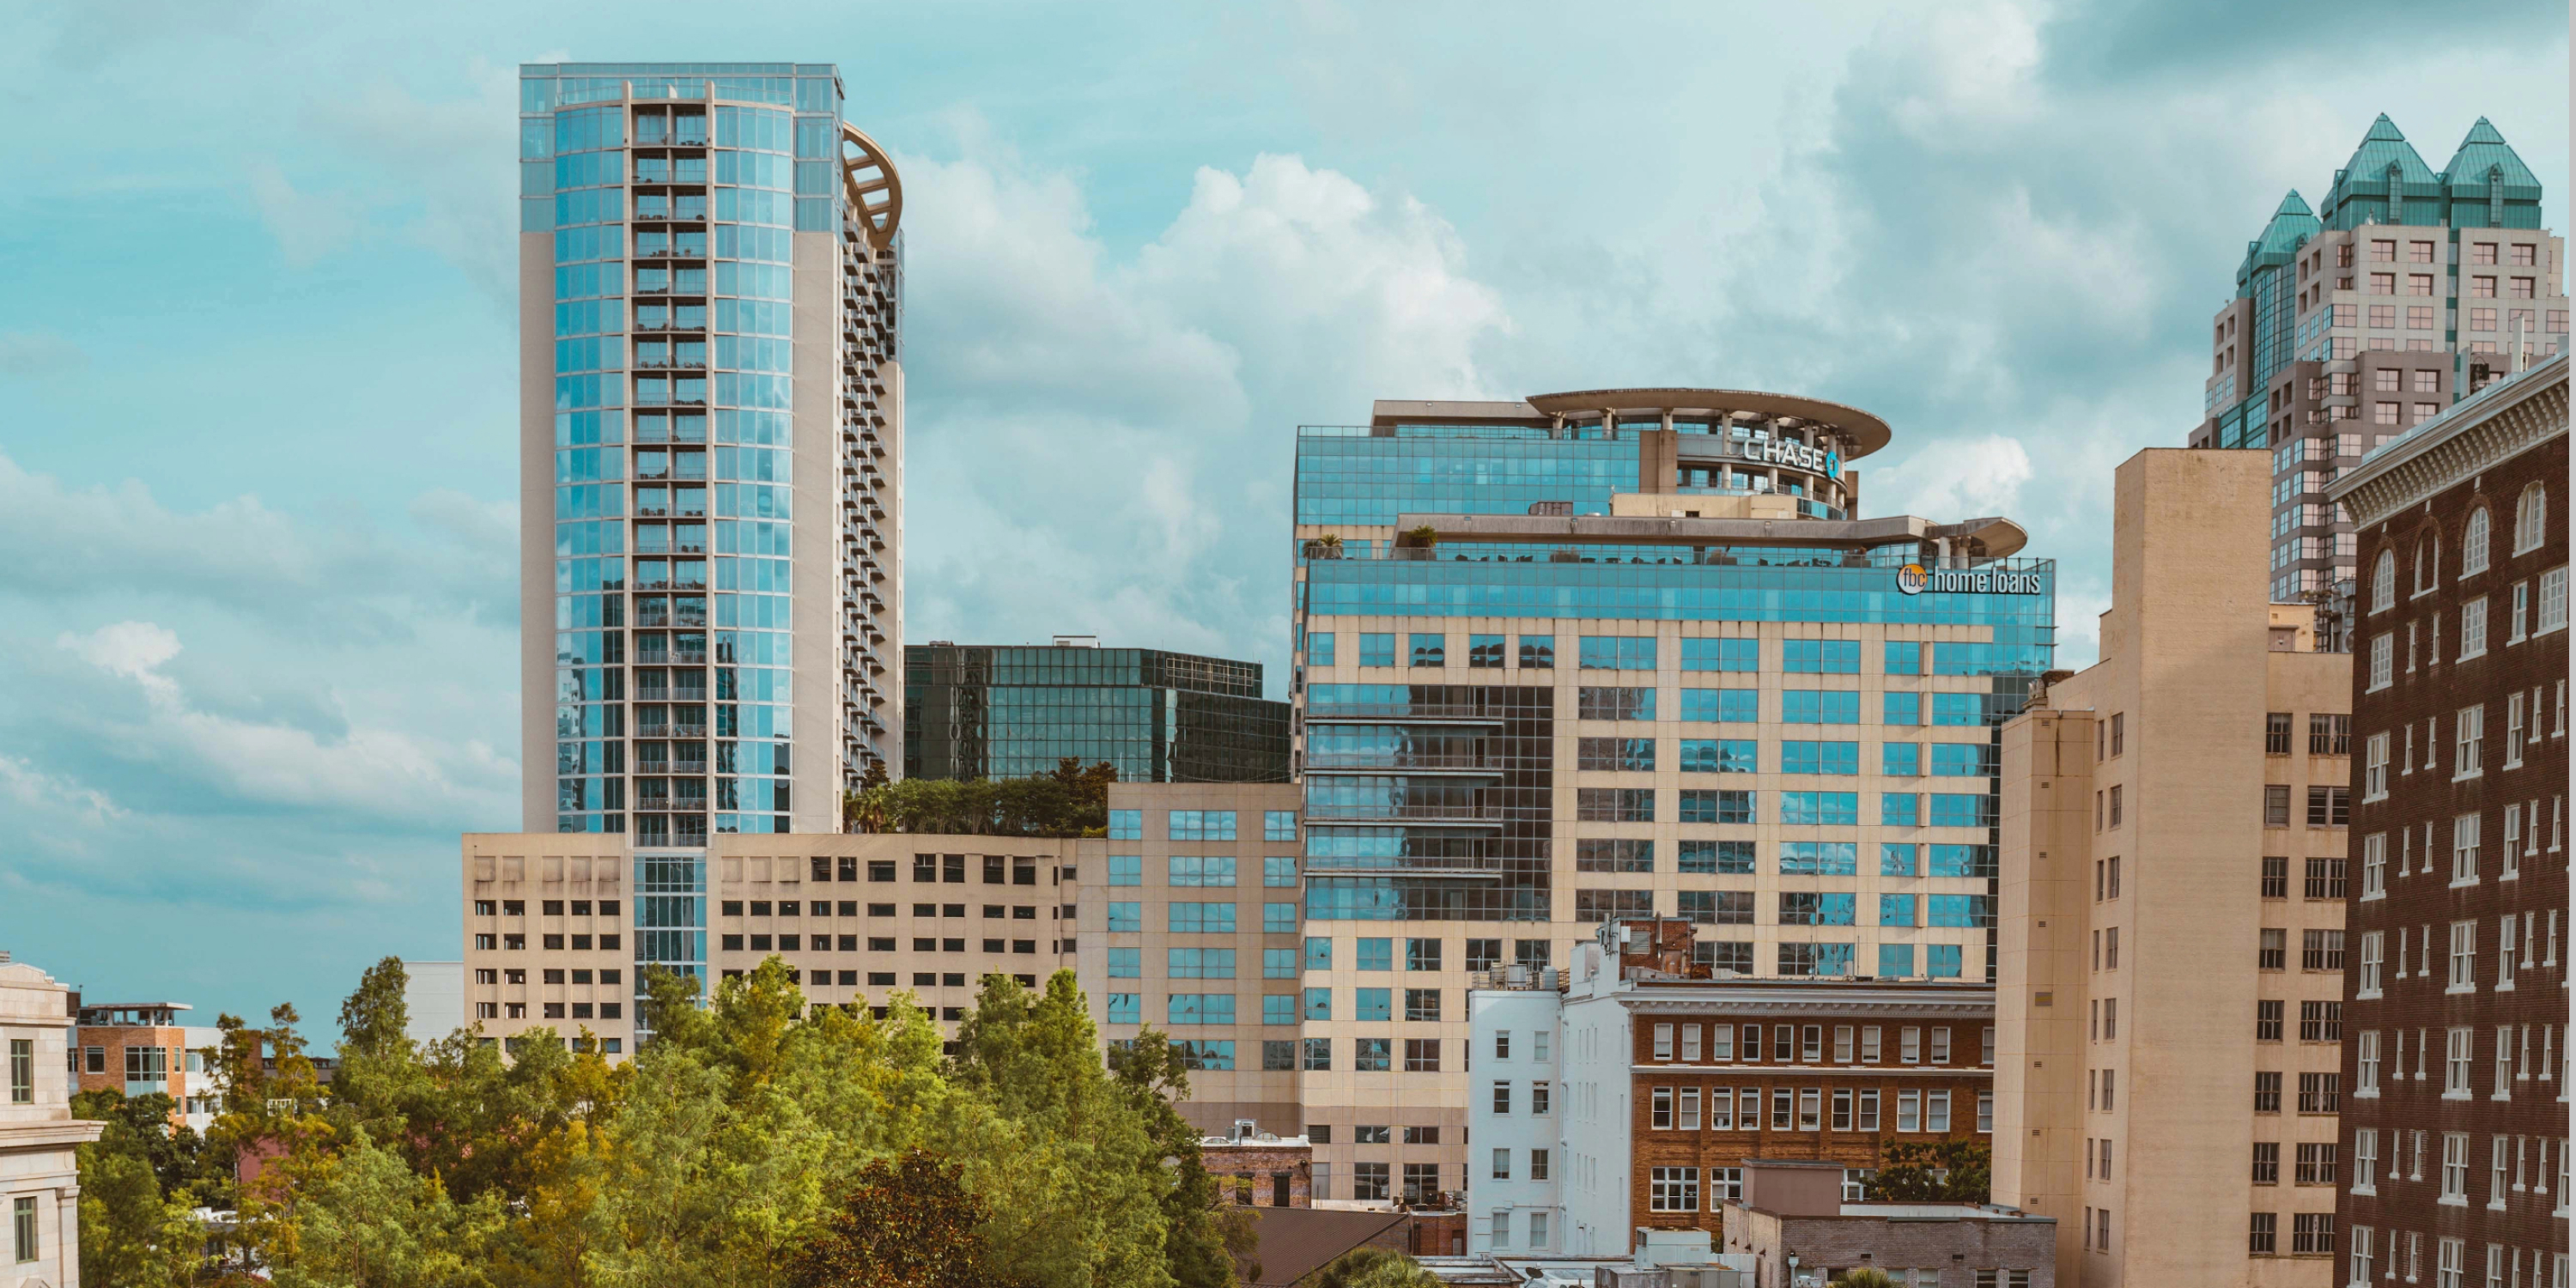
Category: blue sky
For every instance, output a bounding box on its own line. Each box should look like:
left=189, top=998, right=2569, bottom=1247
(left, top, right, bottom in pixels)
left=0, top=0, right=2563, bottom=1030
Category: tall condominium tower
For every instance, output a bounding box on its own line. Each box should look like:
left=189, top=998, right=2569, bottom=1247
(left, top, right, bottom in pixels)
left=1286, top=389, right=2052, bottom=1203
left=906, top=640, right=1292, bottom=784
left=2189, top=115, right=2565, bottom=610
left=518, top=63, right=904, bottom=852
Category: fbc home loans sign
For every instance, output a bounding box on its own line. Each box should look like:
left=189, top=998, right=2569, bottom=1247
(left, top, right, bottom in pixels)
left=1897, top=563, right=2044, bottom=596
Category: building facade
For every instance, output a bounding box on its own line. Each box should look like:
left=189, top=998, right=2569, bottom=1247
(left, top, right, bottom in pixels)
left=1466, top=982, right=1566, bottom=1255
left=461, top=828, right=1090, bottom=1058
left=69, top=1002, right=223, bottom=1133
left=1718, top=1157, right=2054, bottom=1288
left=1994, top=449, right=2352, bottom=1287
left=2188, top=115, right=2565, bottom=609
left=1077, top=781, right=1309, bottom=1141
left=1291, top=388, right=2054, bottom=1204
left=518, top=61, right=906, bottom=851
left=2, top=954, right=102, bottom=1288
left=2324, top=353, right=2567, bottom=1288
left=905, top=640, right=1291, bottom=784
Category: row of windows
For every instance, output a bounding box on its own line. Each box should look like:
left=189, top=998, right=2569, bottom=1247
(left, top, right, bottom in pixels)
left=473, top=898, right=623, bottom=917
left=1309, top=634, right=1959, bottom=676
left=1569, top=838, right=1999, bottom=876
left=1103, top=902, right=1300, bottom=934
left=2350, top=907, right=2563, bottom=999
left=2344, top=1228, right=2565, bottom=1288
left=2350, top=1019, right=2567, bottom=1103
left=1561, top=686, right=1993, bottom=726
left=716, top=899, right=1056, bottom=919
left=1569, top=738, right=2000, bottom=782
left=2366, top=573, right=2568, bottom=691
left=1649, top=1021, right=1993, bottom=1065
left=1645, top=1086, right=1992, bottom=1140
left=1103, top=809, right=1300, bottom=841
left=1106, top=855, right=1300, bottom=886
left=2368, top=483, right=2554, bottom=613
left=718, top=933, right=1051, bottom=955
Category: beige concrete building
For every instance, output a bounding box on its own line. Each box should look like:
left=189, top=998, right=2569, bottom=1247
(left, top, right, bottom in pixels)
left=1076, top=781, right=1307, bottom=1139
left=462, top=829, right=1091, bottom=1057
left=1995, top=449, right=2350, bottom=1286
left=1, top=952, right=102, bottom=1287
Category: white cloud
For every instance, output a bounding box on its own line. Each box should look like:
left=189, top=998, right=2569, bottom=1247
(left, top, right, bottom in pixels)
left=246, top=159, right=364, bottom=267
left=1877, top=434, right=2033, bottom=523
left=54, top=620, right=513, bottom=825
left=0, top=755, right=122, bottom=827
left=899, top=144, right=1513, bottom=663
left=0, top=330, right=88, bottom=378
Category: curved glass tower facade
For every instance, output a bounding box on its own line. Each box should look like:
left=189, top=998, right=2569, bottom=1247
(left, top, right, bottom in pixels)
left=518, top=63, right=904, bottom=993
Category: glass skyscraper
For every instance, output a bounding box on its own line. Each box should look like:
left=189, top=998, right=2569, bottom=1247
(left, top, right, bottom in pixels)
left=1285, top=388, right=2054, bottom=1195
left=516, top=63, right=906, bottom=992
left=905, top=641, right=1291, bottom=784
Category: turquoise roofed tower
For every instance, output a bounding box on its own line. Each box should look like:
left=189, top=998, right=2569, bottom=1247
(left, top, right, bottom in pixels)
left=2438, top=117, right=2546, bottom=229
left=2238, top=190, right=2321, bottom=400
left=2321, top=114, right=2444, bottom=230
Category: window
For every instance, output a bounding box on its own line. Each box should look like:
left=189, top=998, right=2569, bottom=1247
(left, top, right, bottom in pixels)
left=1265, top=810, right=1297, bottom=841
left=2264, top=785, right=2291, bottom=827
left=1578, top=635, right=1656, bottom=670
left=2516, top=484, right=2549, bottom=554
left=2464, top=507, right=2493, bottom=575
left=1358, top=633, right=1394, bottom=666
left=2306, top=787, right=2348, bottom=827
left=2302, top=930, right=2345, bottom=971
left=2372, top=550, right=2397, bottom=611
left=1408, top=633, right=1444, bottom=666
left=2258, top=928, right=2286, bottom=970
left=1467, top=634, right=1504, bottom=667
left=1305, top=631, right=1334, bottom=666
left=2299, top=1000, right=2342, bottom=1042
left=2441, top=1133, right=2470, bottom=1201
left=2308, top=714, right=2349, bottom=756
left=1402, top=1039, right=1440, bottom=1072
left=2541, top=566, right=2567, bottom=632
left=2260, top=855, right=2289, bottom=898
left=2291, top=1212, right=2334, bottom=1255
left=2252, top=1141, right=2280, bottom=1183
left=2249, top=1212, right=2277, bottom=1255
left=1649, top=1167, right=1700, bottom=1212
left=2254, top=1072, right=2282, bottom=1113
left=1578, top=737, right=1656, bottom=771
left=2445, top=1027, right=2474, bottom=1094
left=1517, top=635, right=1553, bottom=668
left=12, top=1196, right=33, bottom=1266
left=2461, top=598, right=2488, bottom=659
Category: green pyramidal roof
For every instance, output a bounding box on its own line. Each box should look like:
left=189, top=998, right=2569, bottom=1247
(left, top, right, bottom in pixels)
left=2440, top=117, right=2542, bottom=201
left=2237, top=190, right=2319, bottom=292
left=2324, top=113, right=2442, bottom=228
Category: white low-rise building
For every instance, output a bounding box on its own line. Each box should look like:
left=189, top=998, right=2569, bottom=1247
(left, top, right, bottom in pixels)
left=3, top=951, right=105, bottom=1287
left=1465, top=973, right=1564, bottom=1255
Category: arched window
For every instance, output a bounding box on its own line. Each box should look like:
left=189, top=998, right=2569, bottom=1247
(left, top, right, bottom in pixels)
left=2462, top=507, right=2492, bottom=576
left=2515, top=483, right=2548, bottom=555
left=2413, top=534, right=2439, bottom=595
left=2372, top=550, right=2397, bottom=613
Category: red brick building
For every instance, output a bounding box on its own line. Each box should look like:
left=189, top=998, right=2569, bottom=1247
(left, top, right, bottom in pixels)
left=1552, top=920, right=1996, bottom=1254
left=2326, top=351, right=2567, bottom=1286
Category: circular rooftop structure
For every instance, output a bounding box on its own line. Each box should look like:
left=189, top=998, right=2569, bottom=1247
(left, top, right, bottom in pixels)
left=1525, top=387, right=1894, bottom=459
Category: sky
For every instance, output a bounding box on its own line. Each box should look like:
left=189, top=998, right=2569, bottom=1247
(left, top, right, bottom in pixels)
left=0, top=0, right=2564, bottom=1031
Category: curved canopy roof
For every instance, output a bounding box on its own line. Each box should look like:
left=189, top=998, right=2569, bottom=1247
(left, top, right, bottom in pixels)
left=1524, top=387, right=1894, bottom=459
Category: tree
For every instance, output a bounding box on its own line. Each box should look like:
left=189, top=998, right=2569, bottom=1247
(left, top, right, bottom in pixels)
left=77, top=1146, right=204, bottom=1288
left=1303, top=1247, right=1439, bottom=1288
left=1871, top=1139, right=1991, bottom=1202
left=270, top=1132, right=505, bottom=1288
left=787, top=1151, right=1023, bottom=1288
left=1832, top=1272, right=1899, bottom=1288
left=71, top=1088, right=208, bottom=1197
left=338, top=957, right=413, bottom=1062
left=1110, top=1030, right=1235, bottom=1288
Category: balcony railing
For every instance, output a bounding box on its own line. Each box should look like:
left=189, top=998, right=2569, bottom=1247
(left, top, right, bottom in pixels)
left=1301, top=802, right=1504, bottom=823
left=1304, top=753, right=1501, bottom=772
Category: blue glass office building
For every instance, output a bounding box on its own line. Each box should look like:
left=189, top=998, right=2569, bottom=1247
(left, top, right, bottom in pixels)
left=516, top=63, right=908, bottom=994
left=1290, top=390, right=2054, bottom=979
left=905, top=642, right=1291, bottom=784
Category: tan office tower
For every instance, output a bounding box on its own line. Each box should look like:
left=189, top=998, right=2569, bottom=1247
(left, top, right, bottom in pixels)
left=1996, top=449, right=2351, bottom=1286
left=1292, top=391, right=2056, bottom=1206
left=518, top=63, right=903, bottom=851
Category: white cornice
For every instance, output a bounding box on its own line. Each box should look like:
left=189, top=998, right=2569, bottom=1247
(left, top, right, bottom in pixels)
left=2330, top=354, right=2567, bottom=527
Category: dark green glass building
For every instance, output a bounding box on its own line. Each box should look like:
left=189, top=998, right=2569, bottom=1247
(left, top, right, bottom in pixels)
left=902, top=641, right=1291, bottom=783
